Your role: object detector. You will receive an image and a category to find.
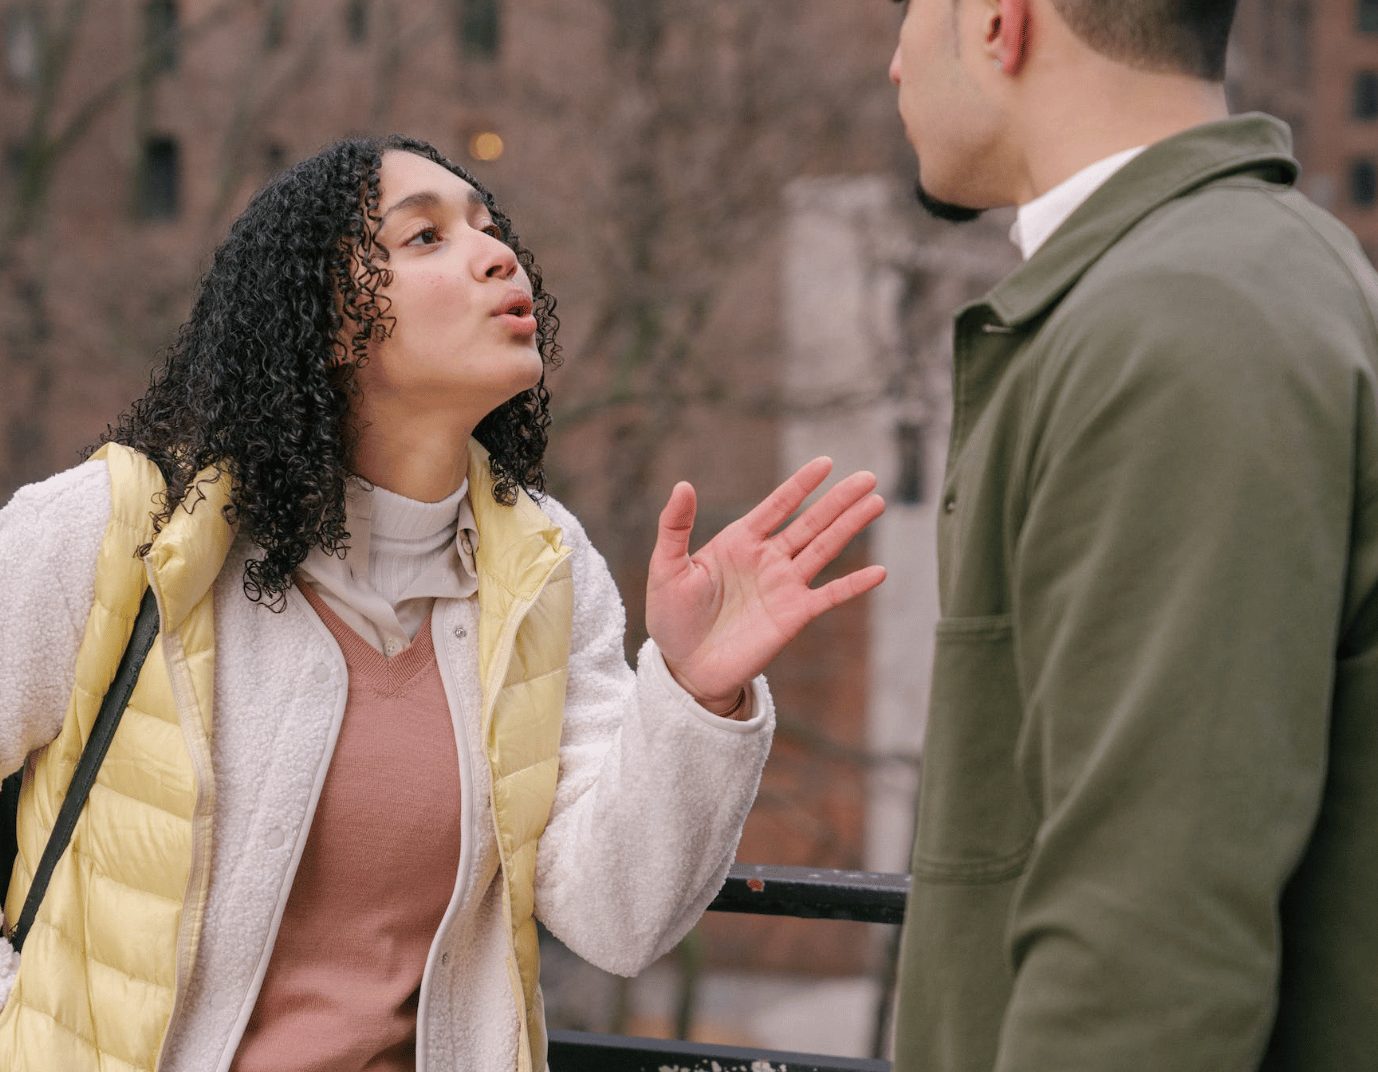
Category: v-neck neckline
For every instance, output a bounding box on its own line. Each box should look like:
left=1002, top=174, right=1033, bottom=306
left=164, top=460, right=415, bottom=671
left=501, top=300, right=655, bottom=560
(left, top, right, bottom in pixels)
left=297, top=580, right=437, bottom=696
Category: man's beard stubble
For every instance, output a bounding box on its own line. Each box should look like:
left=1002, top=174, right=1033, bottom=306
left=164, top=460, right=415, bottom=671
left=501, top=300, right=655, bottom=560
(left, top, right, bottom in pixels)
left=914, top=175, right=984, bottom=224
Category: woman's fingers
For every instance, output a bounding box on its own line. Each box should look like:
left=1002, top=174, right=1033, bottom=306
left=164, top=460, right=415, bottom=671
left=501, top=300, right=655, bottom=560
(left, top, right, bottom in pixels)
left=650, top=481, right=698, bottom=571
left=775, top=469, right=879, bottom=558
left=806, top=563, right=889, bottom=617
left=792, top=491, right=887, bottom=582
left=741, top=457, right=834, bottom=538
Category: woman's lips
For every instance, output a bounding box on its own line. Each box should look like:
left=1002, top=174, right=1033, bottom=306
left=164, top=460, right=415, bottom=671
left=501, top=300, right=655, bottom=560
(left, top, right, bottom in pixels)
left=496, top=311, right=538, bottom=338
left=491, top=287, right=536, bottom=338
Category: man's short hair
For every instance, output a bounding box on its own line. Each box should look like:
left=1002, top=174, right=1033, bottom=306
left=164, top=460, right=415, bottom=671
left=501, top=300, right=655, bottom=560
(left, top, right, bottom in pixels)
left=1052, top=0, right=1239, bottom=82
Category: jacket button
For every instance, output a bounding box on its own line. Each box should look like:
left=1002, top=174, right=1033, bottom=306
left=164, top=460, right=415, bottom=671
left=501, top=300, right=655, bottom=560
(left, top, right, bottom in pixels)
left=441, top=952, right=450, bottom=965
left=453, top=626, right=467, bottom=639
left=943, top=494, right=957, bottom=514
left=265, top=828, right=285, bottom=849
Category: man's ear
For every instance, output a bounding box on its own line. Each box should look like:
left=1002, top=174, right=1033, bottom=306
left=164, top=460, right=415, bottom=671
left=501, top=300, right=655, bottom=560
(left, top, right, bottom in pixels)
left=986, top=0, right=1029, bottom=75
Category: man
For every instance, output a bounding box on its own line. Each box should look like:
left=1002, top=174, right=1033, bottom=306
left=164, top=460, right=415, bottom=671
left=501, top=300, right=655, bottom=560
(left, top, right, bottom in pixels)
left=887, top=2, right=1378, bottom=1070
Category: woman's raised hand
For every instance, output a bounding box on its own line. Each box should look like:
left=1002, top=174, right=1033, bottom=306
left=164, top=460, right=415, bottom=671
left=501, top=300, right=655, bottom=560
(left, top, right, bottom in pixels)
left=645, top=457, right=887, bottom=711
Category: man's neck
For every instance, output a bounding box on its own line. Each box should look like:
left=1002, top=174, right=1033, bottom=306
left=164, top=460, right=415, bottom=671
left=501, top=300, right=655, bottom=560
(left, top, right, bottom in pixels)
left=1011, top=72, right=1230, bottom=205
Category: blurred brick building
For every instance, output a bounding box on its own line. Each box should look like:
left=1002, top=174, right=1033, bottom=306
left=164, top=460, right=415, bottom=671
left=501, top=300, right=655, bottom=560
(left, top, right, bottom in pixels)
left=0, top=0, right=919, bottom=1049
left=1231, top=0, right=1378, bottom=260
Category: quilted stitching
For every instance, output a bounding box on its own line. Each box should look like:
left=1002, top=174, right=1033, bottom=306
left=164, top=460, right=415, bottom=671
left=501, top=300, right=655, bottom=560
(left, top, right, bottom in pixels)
left=0, top=445, right=224, bottom=1072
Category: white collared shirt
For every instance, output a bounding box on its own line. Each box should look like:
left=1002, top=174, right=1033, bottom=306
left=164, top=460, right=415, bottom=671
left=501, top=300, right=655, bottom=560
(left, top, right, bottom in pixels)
left=297, top=478, right=480, bottom=656
left=1010, top=145, right=1148, bottom=261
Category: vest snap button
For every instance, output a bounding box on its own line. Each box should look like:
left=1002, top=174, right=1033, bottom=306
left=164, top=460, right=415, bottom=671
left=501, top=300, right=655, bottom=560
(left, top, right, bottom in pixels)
left=441, top=951, right=450, bottom=965
left=943, top=494, right=957, bottom=514
left=265, top=828, right=285, bottom=849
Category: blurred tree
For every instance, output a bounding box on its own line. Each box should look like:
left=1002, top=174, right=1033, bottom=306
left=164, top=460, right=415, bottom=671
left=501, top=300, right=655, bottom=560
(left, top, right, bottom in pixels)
left=0, top=0, right=263, bottom=489
left=0, top=1, right=937, bottom=1050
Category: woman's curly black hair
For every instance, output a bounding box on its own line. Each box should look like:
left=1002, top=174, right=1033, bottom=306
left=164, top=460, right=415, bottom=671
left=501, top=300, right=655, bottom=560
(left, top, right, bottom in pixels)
left=91, top=134, right=561, bottom=609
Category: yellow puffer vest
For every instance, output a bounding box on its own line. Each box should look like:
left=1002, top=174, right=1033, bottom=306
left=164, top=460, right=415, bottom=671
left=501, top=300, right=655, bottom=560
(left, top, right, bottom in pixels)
left=0, top=442, right=572, bottom=1072
left=468, top=442, right=573, bottom=1072
left=0, top=444, right=229, bottom=1072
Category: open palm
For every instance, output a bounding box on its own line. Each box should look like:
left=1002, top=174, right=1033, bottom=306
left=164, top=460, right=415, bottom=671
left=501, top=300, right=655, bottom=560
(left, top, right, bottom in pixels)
left=645, top=457, right=887, bottom=707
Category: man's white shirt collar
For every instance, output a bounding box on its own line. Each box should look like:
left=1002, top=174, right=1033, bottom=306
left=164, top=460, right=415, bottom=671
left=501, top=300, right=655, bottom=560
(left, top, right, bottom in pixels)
left=1010, top=145, right=1148, bottom=261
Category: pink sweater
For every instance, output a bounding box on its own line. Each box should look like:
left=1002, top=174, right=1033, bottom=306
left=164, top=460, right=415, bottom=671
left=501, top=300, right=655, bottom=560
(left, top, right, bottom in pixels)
left=230, top=583, right=461, bottom=1072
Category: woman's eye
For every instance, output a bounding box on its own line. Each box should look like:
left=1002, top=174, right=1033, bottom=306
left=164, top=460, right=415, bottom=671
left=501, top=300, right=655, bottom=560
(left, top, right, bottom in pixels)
left=480, top=222, right=503, bottom=239
left=406, top=226, right=440, bottom=246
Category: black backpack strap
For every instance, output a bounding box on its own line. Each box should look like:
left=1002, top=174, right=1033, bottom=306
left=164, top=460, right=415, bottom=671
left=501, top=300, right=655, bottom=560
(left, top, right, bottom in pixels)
left=7, top=585, right=161, bottom=953
left=0, top=770, right=20, bottom=907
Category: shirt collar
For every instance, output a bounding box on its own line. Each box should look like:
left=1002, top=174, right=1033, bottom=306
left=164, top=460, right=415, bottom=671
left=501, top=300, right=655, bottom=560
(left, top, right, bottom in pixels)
left=1010, top=145, right=1148, bottom=261
left=370, top=479, right=479, bottom=577
left=340, top=476, right=479, bottom=591
left=980, top=114, right=1299, bottom=330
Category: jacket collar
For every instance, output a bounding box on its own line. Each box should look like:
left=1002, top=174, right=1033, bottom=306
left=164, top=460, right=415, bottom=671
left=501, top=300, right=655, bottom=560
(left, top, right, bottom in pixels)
left=466, top=439, right=568, bottom=602
left=99, top=441, right=566, bottom=627
left=981, top=113, right=1299, bottom=329
left=145, top=467, right=237, bottom=631
left=93, top=443, right=237, bottom=632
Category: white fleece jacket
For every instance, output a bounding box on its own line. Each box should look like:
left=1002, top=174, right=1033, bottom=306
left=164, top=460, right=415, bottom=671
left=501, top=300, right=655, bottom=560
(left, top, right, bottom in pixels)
left=0, top=459, right=775, bottom=1071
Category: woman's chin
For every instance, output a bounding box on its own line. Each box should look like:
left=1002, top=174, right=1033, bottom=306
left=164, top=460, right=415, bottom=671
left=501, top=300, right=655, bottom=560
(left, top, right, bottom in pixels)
left=511, top=347, right=546, bottom=391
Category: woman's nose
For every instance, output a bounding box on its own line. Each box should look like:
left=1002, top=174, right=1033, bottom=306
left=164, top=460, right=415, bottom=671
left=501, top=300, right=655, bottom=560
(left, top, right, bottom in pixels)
left=480, top=238, right=518, bottom=280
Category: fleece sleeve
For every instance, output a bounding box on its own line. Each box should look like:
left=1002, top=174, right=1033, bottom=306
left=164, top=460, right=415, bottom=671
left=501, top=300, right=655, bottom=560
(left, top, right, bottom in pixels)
left=994, top=268, right=1357, bottom=1070
left=532, top=499, right=774, bottom=977
left=0, top=461, right=108, bottom=989
left=0, top=465, right=107, bottom=780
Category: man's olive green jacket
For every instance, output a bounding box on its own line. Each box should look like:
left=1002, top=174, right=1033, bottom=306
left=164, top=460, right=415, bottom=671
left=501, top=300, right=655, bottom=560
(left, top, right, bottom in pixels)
left=893, top=115, right=1378, bottom=1071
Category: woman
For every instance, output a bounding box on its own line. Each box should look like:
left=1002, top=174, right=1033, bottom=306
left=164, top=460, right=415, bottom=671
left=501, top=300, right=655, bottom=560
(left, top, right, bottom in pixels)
left=0, top=135, right=885, bottom=1071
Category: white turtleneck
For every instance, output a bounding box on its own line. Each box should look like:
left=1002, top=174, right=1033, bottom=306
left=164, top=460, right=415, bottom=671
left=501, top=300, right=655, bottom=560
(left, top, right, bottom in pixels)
left=297, top=478, right=479, bottom=656
left=1010, top=145, right=1148, bottom=260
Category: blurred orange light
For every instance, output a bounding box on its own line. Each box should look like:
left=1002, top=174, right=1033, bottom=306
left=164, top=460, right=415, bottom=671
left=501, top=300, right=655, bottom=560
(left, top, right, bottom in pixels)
left=469, top=132, right=504, bottom=162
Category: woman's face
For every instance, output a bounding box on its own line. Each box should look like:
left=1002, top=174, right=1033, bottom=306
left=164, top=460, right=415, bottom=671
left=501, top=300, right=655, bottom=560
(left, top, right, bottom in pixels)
left=350, top=149, right=544, bottom=429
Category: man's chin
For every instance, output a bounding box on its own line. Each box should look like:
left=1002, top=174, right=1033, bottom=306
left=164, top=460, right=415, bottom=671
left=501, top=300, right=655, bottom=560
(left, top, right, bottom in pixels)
left=914, top=179, right=984, bottom=224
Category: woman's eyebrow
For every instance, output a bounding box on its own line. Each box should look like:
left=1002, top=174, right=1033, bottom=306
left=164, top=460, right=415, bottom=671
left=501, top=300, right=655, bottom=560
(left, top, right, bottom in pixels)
left=380, top=187, right=486, bottom=224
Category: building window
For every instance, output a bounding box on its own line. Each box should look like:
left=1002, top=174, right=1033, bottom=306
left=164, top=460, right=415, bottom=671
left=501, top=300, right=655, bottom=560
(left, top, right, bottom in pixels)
left=138, top=136, right=181, bottom=220
left=1357, top=71, right=1378, bottom=119
left=1362, top=0, right=1378, bottom=32
left=6, top=142, right=26, bottom=181
left=1261, top=0, right=1279, bottom=66
left=265, top=141, right=288, bottom=175
left=3, top=10, right=38, bottom=87
left=265, top=0, right=287, bottom=49
left=1351, top=158, right=1378, bottom=207
left=1286, top=0, right=1311, bottom=83
left=346, top=0, right=368, bottom=43
left=894, top=421, right=926, bottom=505
left=460, top=0, right=500, bottom=58
left=145, top=0, right=178, bottom=72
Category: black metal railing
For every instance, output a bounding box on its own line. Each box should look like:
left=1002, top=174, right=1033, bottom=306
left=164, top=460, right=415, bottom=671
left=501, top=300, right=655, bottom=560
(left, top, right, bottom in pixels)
left=548, top=863, right=911, bottom=1072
